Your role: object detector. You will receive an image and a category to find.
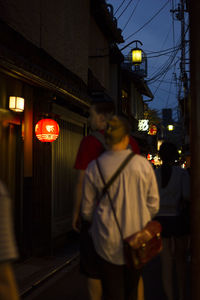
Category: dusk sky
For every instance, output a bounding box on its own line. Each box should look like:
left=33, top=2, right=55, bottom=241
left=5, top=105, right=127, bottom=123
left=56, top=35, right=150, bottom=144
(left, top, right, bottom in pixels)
left=107, top=0, right=189, bottom=121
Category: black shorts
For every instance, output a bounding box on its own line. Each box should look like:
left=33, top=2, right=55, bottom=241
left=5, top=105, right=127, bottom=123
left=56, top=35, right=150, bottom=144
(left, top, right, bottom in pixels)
left=79, top=221, right=141, bottom=300
left=79, top=221, right=101, bottom=279
left=97, top=254, right=141, bottom=300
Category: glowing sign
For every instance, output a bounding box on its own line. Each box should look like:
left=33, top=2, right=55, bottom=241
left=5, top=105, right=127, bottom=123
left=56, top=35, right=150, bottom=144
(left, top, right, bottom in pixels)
left=138, top=119, right=149, bottom=131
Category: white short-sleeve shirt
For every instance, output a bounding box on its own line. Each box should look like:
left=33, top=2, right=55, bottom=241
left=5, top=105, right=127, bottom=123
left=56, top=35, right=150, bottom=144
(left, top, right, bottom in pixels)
left=81, top=149, right=160, bottom=265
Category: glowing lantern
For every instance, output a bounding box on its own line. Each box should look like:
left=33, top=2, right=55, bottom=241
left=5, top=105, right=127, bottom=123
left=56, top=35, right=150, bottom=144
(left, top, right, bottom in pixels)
left=9, top=96, right=24, bottom=112
left=35, top=118, right=59, bottom=142
left=147, top=153, right=152, bottom=161
left=147, top=154, right=151, bottom=160
left=149, top=125, right=157, bottom=135
left=131, top=47, right=142, bottom=65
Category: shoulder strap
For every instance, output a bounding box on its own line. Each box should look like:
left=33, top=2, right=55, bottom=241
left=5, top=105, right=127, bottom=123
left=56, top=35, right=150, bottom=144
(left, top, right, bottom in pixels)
left=96, top=151, right=135, bottom=239
left=102, top=152, right=135, bottom=193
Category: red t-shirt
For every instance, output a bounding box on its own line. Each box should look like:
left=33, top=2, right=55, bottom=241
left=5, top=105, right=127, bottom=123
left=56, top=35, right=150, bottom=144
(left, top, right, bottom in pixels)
left=129, top=136, right=140, bottom=155
left=74, top=133, right=140, bottom=170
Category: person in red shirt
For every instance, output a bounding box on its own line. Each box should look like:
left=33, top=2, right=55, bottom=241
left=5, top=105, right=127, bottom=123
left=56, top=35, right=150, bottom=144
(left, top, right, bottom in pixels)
left=73, top=100, right=140, bottom=300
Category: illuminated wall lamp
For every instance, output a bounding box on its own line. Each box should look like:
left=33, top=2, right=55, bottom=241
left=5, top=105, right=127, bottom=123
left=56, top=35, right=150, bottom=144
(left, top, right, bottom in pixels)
left=9, top=96, right=24, bottom=112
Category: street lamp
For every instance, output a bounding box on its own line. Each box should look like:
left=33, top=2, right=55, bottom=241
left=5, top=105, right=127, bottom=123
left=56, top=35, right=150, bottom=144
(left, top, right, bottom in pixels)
left=120, top=40, right=147, bottom=77
left=131, top=47, right=142, bottom=65
left=167, top=124, right=174, bottom=131
left=130, top=40, right=143, bottom=65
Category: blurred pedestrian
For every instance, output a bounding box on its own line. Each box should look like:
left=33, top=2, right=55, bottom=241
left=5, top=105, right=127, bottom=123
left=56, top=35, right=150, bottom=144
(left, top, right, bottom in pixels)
left=72, top=100, right=140, bottom=300
left=0, top=111, right=19, bottom=299
left=0, top=180, right=19, bottom=300
left=81, top=116, right=159, bottom=300
left=155, top=142, right=190, bottom=300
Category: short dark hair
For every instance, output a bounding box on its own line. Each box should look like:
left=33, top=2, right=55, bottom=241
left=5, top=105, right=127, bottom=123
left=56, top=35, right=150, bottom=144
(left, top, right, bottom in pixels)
left=91, top=100, right=116, bottom=116
left=105, top=116, right=131, bottom=146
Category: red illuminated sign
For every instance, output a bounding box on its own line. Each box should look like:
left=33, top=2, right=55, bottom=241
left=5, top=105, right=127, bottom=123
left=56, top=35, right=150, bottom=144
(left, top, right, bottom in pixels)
left=35, top=119, right=59, bottom=142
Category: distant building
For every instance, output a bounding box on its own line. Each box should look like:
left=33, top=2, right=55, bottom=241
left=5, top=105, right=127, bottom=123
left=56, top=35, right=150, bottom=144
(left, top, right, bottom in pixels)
left=162, top=108, right=173, bottom=127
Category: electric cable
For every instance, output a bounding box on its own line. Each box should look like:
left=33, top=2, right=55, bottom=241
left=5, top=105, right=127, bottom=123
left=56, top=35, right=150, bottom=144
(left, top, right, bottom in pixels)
left=124, top=0, right=170, bottom=41
left=123, top=46, right=180, bottom=60
left=147, top=54, right=181, bottom=111
left=114, top=0, right=127, bottom=16
left=147, top=53, right=179, bottom=83
left=123, top=45, right=181, bottom=59
left=122, top=0, right=141, bottom=31
left=144, top=46, right=180, bottom=54
left=150, top=84, right=177, bottom=95
left=152, top=71, right=169, bottom=97
left=147, top=38, right=181, bottom=83
left=147, top=47, right=181, bottom=59
left=116, top=0, right=134, bottom=20
left=148, top=8, right=179, bottom=105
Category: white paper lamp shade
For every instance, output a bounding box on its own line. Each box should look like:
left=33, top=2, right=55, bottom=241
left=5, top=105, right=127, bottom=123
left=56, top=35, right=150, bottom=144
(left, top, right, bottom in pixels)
left=9, top=97, right=24, bottom=112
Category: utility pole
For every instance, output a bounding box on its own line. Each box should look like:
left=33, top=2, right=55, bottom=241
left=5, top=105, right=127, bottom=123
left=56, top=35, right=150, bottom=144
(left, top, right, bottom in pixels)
left=180, top=0, right=187, bottom=91
left=171, top=0, right=189, bottom=148
left=190, top=2, right=200, bottom=299
left=171, top=0, right=189, bottom=99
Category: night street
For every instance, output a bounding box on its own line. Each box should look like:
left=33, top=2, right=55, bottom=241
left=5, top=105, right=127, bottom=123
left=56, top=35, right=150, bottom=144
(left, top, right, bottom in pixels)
left=21, top=262, right=89, bottom=300
left=19, top=254, right=166, bottom=300
left=0, top=0, right=198, bottom=299
left=19, top=253, right=190, bottom=300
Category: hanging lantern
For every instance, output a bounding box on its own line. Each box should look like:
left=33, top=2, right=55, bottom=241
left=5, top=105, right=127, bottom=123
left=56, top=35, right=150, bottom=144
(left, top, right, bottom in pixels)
left=148, top=125, right=157, bottom=135
left=147, top=153, right=152, bottom=161
left=35, top=118, right=59, bottom=142
left=131, top=47, right=142, bottom=65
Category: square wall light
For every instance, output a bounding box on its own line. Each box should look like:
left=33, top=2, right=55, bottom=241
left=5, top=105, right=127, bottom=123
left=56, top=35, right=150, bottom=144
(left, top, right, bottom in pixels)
left=9, top=96, right=24, bottom=112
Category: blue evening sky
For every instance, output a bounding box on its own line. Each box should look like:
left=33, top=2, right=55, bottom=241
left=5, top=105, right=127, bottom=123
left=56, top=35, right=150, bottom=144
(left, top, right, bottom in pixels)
left=107, top=0, right=189, bottom=121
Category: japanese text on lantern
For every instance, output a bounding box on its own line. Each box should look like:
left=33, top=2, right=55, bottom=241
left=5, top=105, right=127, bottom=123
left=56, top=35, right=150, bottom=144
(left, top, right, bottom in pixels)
left=35, top=119, right=59, bottom=142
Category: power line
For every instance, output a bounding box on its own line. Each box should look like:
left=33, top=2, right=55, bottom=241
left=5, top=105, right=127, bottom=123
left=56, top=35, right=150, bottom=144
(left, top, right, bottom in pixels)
left=146, top=38, right=181, bottom=83
left=123, top=46, right=181, bottom=59
left=122, top=0, right=141, bottom=31
left=114, top=0, right=127, bottom=16
left=147, top=47, right=181, bottom=59
left=129, top=45, right=180, bottom=55
left=152, top=70, right=169, bottom=97
left=123, top=45, right=181, bottom=58
left=145, top=46, right=180, bottom=54
left=124, top=0, right=170, bottom=41
left=116, top=0, right=134, bottom=20
left=150, top=84, right=177, bottom=95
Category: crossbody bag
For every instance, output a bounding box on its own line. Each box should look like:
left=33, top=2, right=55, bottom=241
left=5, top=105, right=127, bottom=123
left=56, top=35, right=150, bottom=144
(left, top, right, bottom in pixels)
left=96, top=153, right=162, bottom=270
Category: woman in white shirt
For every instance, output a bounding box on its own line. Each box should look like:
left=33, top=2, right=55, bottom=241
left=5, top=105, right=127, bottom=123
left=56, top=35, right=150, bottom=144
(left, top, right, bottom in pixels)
left=155, top=142, right=190, bottom=300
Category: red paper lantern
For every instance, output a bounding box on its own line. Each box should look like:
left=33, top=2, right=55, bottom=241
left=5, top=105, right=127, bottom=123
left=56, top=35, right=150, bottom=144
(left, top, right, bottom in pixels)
left=35, top=118, right=59, bottom=142
left=149, top=125, right=157, bottom=136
